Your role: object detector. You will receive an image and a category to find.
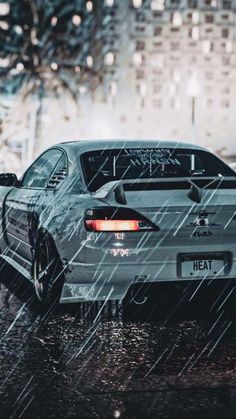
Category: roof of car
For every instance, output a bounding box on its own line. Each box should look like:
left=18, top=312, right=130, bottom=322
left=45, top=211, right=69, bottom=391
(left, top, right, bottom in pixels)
left=58, top=139, right=207, bottom=154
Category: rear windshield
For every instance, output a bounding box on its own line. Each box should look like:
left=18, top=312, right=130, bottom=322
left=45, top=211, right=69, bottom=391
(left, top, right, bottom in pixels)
left=81, top=148, right=234, bottom=192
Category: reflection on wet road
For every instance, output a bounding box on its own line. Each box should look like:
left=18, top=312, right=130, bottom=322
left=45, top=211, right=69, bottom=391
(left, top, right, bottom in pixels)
left=0, top=275, right=235, bottom=419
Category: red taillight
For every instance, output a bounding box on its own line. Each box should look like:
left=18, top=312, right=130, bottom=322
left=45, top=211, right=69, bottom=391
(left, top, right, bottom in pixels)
left=85, top=219, right=141, bottom=232
left=85, top=207, right=158, bottom=232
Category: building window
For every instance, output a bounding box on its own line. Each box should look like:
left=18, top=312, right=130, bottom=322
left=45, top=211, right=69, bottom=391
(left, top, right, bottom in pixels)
left=153, top=84, right=162, bottom=94
left=221, top=13, right=230, bottom=20
left=140, top=82, right=147, bottom=97
left=132, top=0, right=142, bottom=8
left=136, top=70, right=145, bottom=79
left=109, top=80, right=117, bottom=96
left=133, top=52, right=144, bottom=66
left=170, top=0, right=181, bottom=6
left=104, top=52, right=115, bottom=66
left=222, top=1, right=231, bottom=10
left=86, top=1, right=93, bottom=12
left=106, top=24, right=116, bottom=34
left=188, top=0, right=198, bottom=7
left=170, top=27, right=180, bottom=33
left=150, top=54, right=164, bottom=68
left=192, top=11, right=200, bottom=24
left=136, top=40, right=145, bottom=50
left=151, top=0, right=165, bottom=11
left=189, top=26, right=199, bottom=40
left=222, top=86, right=230, bottom=94
left=205, top=14, right=214, bottom=23
left=188, top=42, right=197, bottom=48
left=222, top=99, right=230, bottom=108
left=86, top=55, right=93, bottom=68
left=153, top=41, right=163, bottom=48
left=222, top=28, right=229, bottom=38
left=204, top=0, right=215, bottom=7
left=105, top=0, right=115, bottom=6
left=171, top=11, right=182, bottom=27
left=153, top=13, right=163, bottom=20
left=202, top=40, right=213, bottom=54
left=135, top=26, right=145, bottom=32
left=106, top=9, right=116, bottom=17
left=171, top=42, right=180, bottom=51
left=152, top=69, right=163, bottom=76
left=136, top=12, right=146, bottom=22
left=225, top=40, right=233, bottom=53
left=154, top=26, right=162, bottom=36
left=187, top=12, right=192, bottom=21
left=222, top=56, right=230, bottom=65
left=172, top=69, right=181, bottom=83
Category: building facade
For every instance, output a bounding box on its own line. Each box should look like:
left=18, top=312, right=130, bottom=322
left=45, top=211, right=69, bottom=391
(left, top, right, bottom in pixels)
left=91, top=0, right=236, bottom=154
left=1, top=0, right=236, bottom=174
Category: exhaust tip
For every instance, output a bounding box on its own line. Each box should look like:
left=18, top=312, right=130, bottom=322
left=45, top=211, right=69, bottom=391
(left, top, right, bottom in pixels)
left=130, top=286, right=148, bottom=305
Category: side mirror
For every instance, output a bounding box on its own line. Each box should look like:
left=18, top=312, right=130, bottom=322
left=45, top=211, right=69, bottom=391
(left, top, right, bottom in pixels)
left=0, top=173, right=18, bottom=187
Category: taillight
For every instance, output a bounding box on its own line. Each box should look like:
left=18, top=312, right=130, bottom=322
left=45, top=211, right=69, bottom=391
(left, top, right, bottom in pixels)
left=86, top=219, right=144, bottom=232
left=85, top=208, right=157, bottom=232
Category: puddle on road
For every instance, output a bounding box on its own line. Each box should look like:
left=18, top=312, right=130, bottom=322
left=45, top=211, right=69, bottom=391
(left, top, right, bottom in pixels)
left=0, top=281, right=235, bottom=419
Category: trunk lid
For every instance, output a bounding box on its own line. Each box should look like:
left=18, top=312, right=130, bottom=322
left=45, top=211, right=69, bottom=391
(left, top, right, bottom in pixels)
left=94, top=177, right=236, bottom=244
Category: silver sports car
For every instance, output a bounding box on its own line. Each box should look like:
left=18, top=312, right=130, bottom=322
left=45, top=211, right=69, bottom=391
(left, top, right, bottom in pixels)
left=0, top=140, right=236, bottom=307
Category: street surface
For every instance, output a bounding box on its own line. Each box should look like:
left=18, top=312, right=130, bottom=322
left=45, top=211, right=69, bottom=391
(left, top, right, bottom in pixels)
left=0, top=270, right=235, bottom=419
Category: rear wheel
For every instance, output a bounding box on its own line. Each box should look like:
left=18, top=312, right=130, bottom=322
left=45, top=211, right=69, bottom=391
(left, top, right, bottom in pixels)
left=33, top=235, right=64, bottom=308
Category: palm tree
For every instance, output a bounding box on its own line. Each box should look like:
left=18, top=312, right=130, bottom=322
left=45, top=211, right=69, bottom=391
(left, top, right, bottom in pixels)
left=0, top=0, right=102, bottom=165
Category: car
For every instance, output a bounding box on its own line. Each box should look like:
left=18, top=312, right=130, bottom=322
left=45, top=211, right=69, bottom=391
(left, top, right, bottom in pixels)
left=0, top=139, right=236, bottom=308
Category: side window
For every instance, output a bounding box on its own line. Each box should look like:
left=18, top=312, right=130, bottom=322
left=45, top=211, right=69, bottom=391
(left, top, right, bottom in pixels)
left=21, top=149, right=62, bottom=189
left=47, top=153, right=67, bottom=189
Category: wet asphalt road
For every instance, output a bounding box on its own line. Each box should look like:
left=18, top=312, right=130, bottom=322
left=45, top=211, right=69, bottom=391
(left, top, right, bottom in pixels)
left=0, top=271, right=236, bottom=419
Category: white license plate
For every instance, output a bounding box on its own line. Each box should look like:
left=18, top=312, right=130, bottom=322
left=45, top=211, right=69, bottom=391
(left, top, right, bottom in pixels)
left=181, top=259, right=225, bottom=278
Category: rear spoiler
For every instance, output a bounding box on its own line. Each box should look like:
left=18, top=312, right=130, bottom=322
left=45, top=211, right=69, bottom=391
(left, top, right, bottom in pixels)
left=92, top=176, right=236, bottom=205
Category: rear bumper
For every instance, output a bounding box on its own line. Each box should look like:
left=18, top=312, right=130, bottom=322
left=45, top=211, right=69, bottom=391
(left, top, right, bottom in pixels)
left=60, top=260, right=175, bottom=303
left=59, top=252, right=236, bottom=303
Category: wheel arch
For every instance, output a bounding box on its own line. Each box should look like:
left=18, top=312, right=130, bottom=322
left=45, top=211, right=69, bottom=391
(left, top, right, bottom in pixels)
left=33, top=227, right=65, bottom=306
left=36, top=227, right=61, bottom=260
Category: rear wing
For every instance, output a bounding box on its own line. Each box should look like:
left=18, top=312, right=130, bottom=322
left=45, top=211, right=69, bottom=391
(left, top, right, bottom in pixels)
left=92, top=176, right=236, bottom=205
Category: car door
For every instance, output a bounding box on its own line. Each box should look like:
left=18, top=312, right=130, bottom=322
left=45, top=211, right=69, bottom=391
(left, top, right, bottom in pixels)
left=3, top=148, right=67, bottom=263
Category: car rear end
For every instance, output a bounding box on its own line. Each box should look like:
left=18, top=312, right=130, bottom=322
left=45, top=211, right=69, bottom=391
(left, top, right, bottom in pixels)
left=60, top=143, right=236, bottom=303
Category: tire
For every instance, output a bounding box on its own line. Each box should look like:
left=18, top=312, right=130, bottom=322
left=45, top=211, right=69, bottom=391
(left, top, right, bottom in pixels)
left=33, top=234, right=64, bottom=308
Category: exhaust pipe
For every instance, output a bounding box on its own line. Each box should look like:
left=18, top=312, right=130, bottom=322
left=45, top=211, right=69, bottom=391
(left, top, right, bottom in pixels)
left=130, top=286, right=148, bottom=305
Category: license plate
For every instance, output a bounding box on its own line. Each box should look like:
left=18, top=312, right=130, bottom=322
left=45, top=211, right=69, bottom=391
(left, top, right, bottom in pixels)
left=181, top=258, right=226, bottom=278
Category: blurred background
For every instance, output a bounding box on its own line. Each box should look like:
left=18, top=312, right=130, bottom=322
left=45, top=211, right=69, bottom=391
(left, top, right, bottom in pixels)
left=1, top=0, right=236, bottom=175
